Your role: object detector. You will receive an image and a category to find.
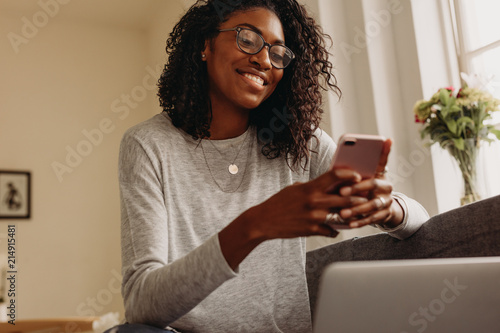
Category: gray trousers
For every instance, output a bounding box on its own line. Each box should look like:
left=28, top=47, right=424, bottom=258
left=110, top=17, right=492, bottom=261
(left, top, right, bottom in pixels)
left=306, top=194, right=500, bottom=317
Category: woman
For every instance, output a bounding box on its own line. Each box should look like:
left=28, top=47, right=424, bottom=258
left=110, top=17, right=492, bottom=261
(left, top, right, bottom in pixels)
left=117, top=0, right=429, bottom=331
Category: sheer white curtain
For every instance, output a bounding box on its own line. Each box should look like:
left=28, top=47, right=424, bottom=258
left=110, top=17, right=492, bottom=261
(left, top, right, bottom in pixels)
left=450, top=0, right=500, bottom=199
left=306, top=0, right=500, bottom=249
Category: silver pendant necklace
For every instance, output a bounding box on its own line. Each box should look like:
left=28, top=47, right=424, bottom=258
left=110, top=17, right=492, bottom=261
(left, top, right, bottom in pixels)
left=206, top=130, right=250, bottom=175
left=228, top=164, right=239, bottom=175
left=200, top=129, right=253, bottom=193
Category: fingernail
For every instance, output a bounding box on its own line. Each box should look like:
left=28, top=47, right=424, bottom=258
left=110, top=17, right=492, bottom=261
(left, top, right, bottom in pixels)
left=342, top=209, right=352, bottom=218
left=350, top=222, right=359, bottom=228
left=352, top=197, right=368, bottom=205
left=340, top=187, right=352, bottom=196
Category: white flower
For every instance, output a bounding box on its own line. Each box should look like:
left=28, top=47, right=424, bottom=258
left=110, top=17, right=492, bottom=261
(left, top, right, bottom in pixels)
left=461, top=72, right=495, bottom=93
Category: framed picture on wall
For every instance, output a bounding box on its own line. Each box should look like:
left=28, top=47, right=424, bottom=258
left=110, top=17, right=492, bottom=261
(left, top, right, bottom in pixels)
left=0, top=171, right=31, bottom=219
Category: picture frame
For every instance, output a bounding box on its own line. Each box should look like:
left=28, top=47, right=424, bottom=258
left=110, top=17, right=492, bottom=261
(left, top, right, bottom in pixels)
left=0, top=170, right=31, bottom=219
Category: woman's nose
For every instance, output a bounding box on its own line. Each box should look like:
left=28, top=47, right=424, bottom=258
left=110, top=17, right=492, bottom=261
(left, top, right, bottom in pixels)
left=249, top=46, right=272, bottom=70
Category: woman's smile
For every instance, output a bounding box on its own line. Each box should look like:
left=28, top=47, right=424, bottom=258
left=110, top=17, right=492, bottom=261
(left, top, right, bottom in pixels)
left=237, top=68, right=269, bottom=91
left=241, top=72, right=265, bottom=87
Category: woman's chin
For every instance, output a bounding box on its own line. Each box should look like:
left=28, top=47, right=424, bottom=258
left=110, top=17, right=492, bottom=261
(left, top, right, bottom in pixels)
left=238, top=96, right=268, bottom=111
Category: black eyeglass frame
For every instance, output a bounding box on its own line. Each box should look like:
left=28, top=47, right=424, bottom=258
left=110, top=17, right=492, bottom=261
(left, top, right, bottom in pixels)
left=218, top=27, right=295, bottom=69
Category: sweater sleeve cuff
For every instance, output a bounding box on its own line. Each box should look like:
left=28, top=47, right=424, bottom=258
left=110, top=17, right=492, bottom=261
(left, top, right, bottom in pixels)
left=213, top=233, right=240, bottom=276
left=210, top=233, right=240, bottom=277
left=376, top=192, right=429, bottom=240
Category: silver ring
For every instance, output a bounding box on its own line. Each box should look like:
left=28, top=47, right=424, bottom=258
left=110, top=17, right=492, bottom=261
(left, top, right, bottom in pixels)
left=375, top=196, right=387, bottom=209
left=375, top=166, right=389, bottom=178
left=324, top=212, right=344, bottom=224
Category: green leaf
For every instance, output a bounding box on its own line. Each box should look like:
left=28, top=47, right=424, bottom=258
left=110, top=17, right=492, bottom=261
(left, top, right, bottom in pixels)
left=452, top=137, right=465, bottom=150
left=491, top=129, right=500, bottom=141
left=446, top=119, right=457, bottom=134
left=456, top=116, right=474, bottom=126
left=456, top=117, right=475, bottom=136
left=439, top=89, right=450, bottom=105
left=440, top=107, right=449, bottom=118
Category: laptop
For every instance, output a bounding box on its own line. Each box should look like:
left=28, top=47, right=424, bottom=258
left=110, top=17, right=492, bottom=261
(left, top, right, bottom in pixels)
left=313, top=257, right=500, bottom=333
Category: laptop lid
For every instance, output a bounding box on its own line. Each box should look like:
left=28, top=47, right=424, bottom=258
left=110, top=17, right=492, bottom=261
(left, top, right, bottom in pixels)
left=313, top=257, right=500, bottom=333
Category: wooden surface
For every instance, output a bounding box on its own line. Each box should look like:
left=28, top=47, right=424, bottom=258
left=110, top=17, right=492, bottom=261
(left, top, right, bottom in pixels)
left=0, top=317, right=98, bottom=333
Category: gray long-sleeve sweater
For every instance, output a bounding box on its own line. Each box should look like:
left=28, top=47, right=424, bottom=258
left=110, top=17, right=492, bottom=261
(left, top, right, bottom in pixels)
left=118, top=113, right=428, bottom=332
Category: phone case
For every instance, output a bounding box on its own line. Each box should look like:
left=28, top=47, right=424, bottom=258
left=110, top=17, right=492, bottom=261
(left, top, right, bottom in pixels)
left=330, top=133, right=385, bottom=179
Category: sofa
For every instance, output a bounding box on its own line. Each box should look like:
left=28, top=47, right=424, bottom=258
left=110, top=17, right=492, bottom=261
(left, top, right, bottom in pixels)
left=306, top=194, right=500, bottom=317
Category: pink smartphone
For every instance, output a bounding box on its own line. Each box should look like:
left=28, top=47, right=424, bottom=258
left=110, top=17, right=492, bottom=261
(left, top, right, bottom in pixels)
left=326, top=133, right=386, bottom=193
left=331, top=133, right=386, bottom=177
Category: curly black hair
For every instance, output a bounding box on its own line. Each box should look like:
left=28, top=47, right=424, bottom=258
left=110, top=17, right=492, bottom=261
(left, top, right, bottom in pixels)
left=158, top=0, right=340, bottom=170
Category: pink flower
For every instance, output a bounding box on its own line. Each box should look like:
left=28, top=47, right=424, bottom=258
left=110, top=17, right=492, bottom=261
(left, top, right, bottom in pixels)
left=444, top=86, right=455, bottom=97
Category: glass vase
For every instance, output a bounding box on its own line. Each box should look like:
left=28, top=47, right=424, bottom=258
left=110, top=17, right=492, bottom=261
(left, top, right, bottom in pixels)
left=447, top=138, right=481, bottom=206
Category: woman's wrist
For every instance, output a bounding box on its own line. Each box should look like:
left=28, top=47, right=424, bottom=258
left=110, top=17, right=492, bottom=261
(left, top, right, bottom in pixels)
left=218, top=209, right=265, bottom=271
left=377, top=194, right=407, bottom=231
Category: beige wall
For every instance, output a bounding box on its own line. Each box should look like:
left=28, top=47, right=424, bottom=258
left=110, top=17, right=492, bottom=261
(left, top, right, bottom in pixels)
left=0, top=0, right=183, bottom=320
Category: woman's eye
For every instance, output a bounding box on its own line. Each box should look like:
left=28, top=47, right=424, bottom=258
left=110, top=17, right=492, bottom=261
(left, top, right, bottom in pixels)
left=239, top=37, right=255, bottom=47
left=271, top=53, right=284, bottom=62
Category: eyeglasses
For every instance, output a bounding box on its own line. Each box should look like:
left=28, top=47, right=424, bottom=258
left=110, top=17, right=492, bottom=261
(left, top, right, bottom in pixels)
left=218, top=27, right=295, bottom=69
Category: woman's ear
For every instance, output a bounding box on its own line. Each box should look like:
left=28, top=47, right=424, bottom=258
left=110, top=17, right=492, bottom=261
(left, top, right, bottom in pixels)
left=201, top=40, right=210, bottom=61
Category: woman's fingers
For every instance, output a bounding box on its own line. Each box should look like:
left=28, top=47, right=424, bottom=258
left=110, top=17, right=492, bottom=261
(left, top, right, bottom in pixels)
left=310, top=167, right=362, bottom=193
left=339, top=177, right=393, bottom=197
left=297, top=139, right=394, bottom=232
left=374, top=139, right=392, bottom=179
left=348, top=208, right=393, bottom=228
left=309, top=195, right=368, bottom=211
left=339, top=194, right=393, bottom=227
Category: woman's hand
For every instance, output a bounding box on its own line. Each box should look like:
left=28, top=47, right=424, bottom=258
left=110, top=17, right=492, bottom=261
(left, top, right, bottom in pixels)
left=219, top=167, right=367, bottom=270
left=246, top=168, right=367, bottom=241
left=335, top=139, right=404, bottom=229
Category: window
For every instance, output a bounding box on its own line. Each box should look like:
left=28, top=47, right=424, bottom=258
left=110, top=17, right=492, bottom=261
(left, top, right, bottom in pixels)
left=449, top=0, right=500, bottom=199
left=450, top=0, right=500, bottom=98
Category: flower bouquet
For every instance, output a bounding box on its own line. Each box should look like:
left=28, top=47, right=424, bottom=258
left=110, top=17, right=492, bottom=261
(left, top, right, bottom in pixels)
left=413, top=77, right=500, bottom=205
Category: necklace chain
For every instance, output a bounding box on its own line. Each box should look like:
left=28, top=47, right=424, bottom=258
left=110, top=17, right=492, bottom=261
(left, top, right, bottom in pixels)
left=206, top=130, right=250, bottom=175
left=200, top=130, right=253, bottom=193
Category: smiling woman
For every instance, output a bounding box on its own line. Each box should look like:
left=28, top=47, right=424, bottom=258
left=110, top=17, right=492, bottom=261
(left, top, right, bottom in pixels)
left=114, top=0, right=429, bottom=332
left=158, top=0, right=340, bottom=166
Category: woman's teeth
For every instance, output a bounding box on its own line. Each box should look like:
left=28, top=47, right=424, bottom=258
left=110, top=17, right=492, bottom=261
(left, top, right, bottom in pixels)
left=243, top=73, right=264, bottom=86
